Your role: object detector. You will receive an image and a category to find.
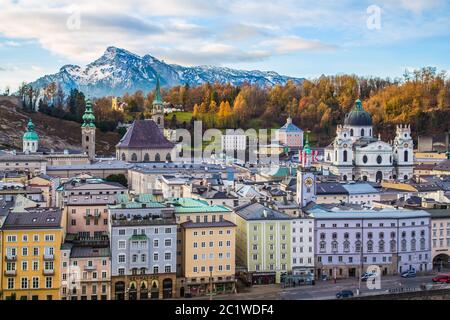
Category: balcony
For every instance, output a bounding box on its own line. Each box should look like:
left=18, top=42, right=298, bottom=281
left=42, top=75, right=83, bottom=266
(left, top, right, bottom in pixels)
left=5, top=255, right=17, bottom=262
left=4, top=269, right=17, bottom=276
left=43, top=254, right=55, bottom=261
left=43, top=269, right=55, bottom=276
left=84, top=265, right=96, bottom=271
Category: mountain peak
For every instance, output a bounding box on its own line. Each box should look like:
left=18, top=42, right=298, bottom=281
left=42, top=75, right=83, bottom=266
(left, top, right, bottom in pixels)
left=29, top=47, right=303, bottom=97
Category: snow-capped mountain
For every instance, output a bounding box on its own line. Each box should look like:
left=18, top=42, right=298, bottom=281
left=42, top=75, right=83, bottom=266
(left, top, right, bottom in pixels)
left=29, top=46, right=303, bottom=97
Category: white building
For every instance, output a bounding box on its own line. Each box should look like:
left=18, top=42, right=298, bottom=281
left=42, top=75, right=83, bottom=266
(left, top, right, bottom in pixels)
left=221, top=131, right=247, bottom=152
left=309, top=206, right=432, bottom=279
left=323, top=99, right=414, bottom=182
left=342, top=183, right=380, bottom=205
left=291, top=217, right=315, bottom=275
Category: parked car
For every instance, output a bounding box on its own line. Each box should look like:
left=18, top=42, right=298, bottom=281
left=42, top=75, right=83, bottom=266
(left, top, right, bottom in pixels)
left=361, top=272, right=377, bottom=282
left=432, top=274, right=450, bottom=283
left=401, top=269, right=416, bottom=278
left=336, top=290, right=354, bottom=299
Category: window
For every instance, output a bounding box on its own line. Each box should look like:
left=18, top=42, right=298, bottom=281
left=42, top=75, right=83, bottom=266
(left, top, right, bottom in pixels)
left=21, top=277, right=28, bottom=289
left=45, top=277, right=53, bottom=288
left=367, top=240, right=373, bottom=252
left=165, top=266, right=171, bottom=273
left=164, top=239, right=171, bottom=247
left=118, top=255, right=125, bottom=263
left=363, top=155, right=368, bottom=164
left=32, top=277, right=39, bottom=289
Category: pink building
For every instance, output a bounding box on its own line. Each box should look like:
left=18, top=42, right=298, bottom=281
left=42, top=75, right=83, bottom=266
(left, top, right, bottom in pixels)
left=277, top=117, right=303, bottom=149
left=58, top=177, right=128, bottom=238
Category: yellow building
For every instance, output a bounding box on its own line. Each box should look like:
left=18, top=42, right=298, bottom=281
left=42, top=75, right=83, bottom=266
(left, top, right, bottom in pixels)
left=1, top=207, right=65, bottom=300
left=171, top=198, right=236, bottom=297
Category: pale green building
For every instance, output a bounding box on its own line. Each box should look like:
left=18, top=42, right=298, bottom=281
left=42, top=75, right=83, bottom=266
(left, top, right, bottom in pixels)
left=234, top=202, right=292, bottom=285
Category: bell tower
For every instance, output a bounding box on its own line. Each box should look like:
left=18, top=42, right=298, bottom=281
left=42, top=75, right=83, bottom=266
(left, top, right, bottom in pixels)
left=81, top=98, right=96, bottom=161
left=152, top=76, right=165, bottom=131
left=296, top=133, right=317, bottom=207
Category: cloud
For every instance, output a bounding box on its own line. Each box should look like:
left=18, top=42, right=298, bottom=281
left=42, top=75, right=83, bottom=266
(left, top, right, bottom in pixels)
left=0, top=0, right=448, bottom=69
left=261, top=36, right=337, bottom=54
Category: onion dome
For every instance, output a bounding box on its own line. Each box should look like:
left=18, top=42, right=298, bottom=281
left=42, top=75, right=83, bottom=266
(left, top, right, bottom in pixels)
left=23, top=118, right=39, bottom=141
left=82, top=99, right=96, bottom=128
left=344, top=99, right=372, bottom=126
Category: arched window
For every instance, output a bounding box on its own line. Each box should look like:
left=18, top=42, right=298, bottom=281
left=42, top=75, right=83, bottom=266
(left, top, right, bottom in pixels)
left=144, top=153, right=150, bottom=162
left=390, top=240, right=396, bottom=253
left=350, top=129, right=354, bottom=136
left=401, top=239, right=407, bottom=251
left=343, top=175, right=347, bottom=181
left=404, top=150, right=409, bottom=162
left=157, top=117, right=161, bottom=125
left=131, top=153, right=138, bottom=162
left=361, top=128, right=365, bottom=136
left=420, top=238, right=426, bottom=250
left=369, top=129, right=372, bottom=136
left=121, top=153, right=126, bottom=161
left=367, top=240, right=373, bottom=252
left=363, top=155, right=368, bottom=164
left=166, top=153, right=172, bottom=162
left=319, top=241, right=326, bottom=253
left=155, top=153, right=161, bottom=162
left=362, top=175, right=368, bottom=181
left=355, top=240, right=361, bottom=252
left=378, top=240, right=385, bottom=252
left=411, top=239, right=416, bottom=251
left=343, top=150, right=348, bottom=162
left=343, top=240, right=350, bottom=252
left=331, top=241, right=338, bottom=253
left=404, top=175, right=408, bottom=181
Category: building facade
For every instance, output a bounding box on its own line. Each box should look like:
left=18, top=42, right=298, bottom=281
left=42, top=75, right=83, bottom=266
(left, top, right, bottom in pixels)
left=172, top=198, right=236, bottom=297
left=109, top=199, right=177, bottom=300
left=309, top=206, right=432, bottom=279
left=234, top=202, right=292, bottom=285
left=1, top=208, right=64, bottom=300
left=323, top=100, right=414, bottom=182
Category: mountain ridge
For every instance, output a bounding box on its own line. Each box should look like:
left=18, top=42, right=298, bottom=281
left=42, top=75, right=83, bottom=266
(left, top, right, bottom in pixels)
left=29, top=46, right=303, bottom=97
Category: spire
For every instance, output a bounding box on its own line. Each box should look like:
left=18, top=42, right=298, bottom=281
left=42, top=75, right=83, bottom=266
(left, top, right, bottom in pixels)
left=27, top=118, right=35, bottom=132
left=82, top=98, right=96, bottom=128
left=153, top=75, right=163, bottom=105
left=303, top=131, right=312, bottom=155
left=354, top=99, right=363, bottom=111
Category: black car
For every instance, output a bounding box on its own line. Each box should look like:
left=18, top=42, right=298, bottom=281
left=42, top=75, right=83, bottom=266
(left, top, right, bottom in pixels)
left=336, top=290, right=354, bottom=299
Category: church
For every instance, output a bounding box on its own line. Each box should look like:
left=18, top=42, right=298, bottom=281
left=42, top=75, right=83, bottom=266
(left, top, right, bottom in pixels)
left=115, top=77, right=176, bottom=162
left=322, top=99, right=414, bottom=183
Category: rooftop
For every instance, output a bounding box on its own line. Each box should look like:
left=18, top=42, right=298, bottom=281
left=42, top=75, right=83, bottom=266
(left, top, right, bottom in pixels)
left=235, top=202, right=292, bottom=221
left=2, top=207, right=62, bottom=230
left=116, top=119, right=174, bottom=149
left=70, top=246, right=110, bottom=259
left=181, top=220, right=236, bottom=229
left=167, top=197, right=231, bottom=214
left=307, top=204, right=430, bottom=220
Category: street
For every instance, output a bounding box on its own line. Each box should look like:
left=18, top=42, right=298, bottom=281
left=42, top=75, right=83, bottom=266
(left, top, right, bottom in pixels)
left=192, top=271, right=449, bottom=300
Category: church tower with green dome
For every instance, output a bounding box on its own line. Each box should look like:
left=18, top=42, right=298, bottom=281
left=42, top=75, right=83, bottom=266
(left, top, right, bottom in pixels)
left=152, top=75, right=165, bottom=132
left=81, top=98, right=96, bottom=161
left=23, top=118, right=39, bottom=153
left=296, top=131, right=317, bottom=207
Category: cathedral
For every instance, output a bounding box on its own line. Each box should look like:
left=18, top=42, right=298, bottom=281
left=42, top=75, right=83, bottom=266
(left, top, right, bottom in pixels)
left=322, top=99, right=414, bottom=183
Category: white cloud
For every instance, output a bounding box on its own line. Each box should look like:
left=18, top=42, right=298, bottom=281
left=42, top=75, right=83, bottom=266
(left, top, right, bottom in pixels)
left=261, top=36, right=337, bottom=54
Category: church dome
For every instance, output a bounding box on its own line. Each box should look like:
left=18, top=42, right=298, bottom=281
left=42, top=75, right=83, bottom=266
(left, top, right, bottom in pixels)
left=344, top=99, right=372, bottom=126
left=23, top=119, right=38, bottom=141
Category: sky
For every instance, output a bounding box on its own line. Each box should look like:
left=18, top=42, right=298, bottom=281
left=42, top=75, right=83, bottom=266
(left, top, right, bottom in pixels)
left=0, top=0, right=449, bottom=91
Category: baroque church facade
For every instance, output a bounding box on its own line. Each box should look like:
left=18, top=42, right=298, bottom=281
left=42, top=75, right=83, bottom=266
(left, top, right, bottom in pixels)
left=322, top=99, right=414, bottom=183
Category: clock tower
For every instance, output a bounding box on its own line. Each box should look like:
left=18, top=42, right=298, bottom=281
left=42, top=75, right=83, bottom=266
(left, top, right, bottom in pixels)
left=296, top=133, right=317, bottom=207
